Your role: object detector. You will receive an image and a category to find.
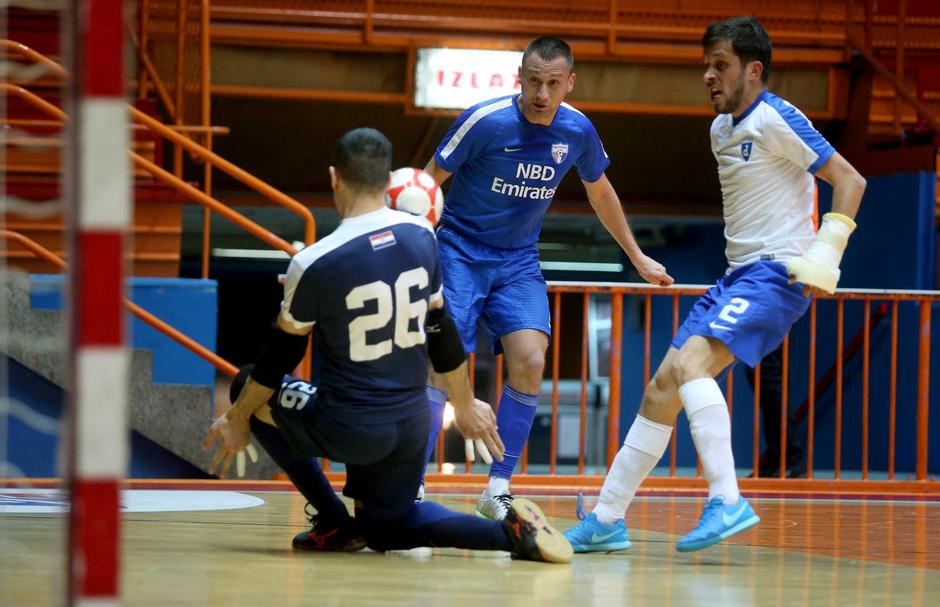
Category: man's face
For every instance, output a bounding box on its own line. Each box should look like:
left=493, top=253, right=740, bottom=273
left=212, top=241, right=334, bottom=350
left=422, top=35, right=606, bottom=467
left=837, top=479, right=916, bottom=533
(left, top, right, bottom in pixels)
left=703, top=40, right=748, bottom=115
left=517, top=53, right=575, bottom=125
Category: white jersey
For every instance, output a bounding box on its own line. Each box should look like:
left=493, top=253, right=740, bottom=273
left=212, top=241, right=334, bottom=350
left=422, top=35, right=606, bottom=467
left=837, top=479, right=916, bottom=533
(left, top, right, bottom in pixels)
left=710, top=90, right=835, bottom=271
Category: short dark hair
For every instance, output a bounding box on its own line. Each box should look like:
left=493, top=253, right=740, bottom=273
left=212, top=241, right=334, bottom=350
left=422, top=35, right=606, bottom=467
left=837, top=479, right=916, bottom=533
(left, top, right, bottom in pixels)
left=331, top=127, right=392, bottom=192
left=702, top=16, right=772, bottom=83
left=522, top=36, right=573, bottom=70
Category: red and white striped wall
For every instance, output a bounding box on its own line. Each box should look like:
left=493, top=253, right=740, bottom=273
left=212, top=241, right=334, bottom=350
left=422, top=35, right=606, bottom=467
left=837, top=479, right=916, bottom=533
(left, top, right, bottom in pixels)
left=68, top=2, right=129, bottom=606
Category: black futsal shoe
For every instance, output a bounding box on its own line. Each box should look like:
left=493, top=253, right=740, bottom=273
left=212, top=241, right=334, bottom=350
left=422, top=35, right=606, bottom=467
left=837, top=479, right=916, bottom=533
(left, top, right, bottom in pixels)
left=292, top=512, right=366, bottom=552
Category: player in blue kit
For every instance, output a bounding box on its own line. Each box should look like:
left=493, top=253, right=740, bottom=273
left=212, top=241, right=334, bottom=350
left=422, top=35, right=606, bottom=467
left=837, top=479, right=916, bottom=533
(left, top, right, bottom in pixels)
left=204, top=128, right=572, bottom=563
left=564, top=16, right=866, bottom=552
left=421, top=36, right=674, bottom=518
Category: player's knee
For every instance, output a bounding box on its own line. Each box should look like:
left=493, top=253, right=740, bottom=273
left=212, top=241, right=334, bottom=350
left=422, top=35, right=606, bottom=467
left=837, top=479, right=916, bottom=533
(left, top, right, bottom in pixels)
left=668, top=347, right=709, bottom=387
left=507, top=352, right=545, bottom=390
left=640, top=372, right=681, bottom=421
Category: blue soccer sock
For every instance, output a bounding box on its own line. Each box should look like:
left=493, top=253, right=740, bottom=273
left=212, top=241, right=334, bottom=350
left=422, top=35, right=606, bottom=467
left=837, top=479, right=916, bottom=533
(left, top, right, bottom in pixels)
left=419, top=385, right=448, bottom=487
left=358, top=501, right=511, bottom=552
left=488, top=385, right=539, bottom=491
left=248, top=417, right=349, bottom=523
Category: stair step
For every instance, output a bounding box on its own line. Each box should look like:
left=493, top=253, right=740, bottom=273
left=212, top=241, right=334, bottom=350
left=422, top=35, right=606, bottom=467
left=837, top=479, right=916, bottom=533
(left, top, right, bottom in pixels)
left=3, top=178, right=186, bottom=277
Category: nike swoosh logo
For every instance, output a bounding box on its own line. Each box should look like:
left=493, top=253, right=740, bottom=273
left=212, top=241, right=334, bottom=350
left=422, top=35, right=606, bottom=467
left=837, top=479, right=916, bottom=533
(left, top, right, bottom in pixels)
left=504, top=147, right=522, bottom=152
left=722, top=503, right=749, bottom=527
left=708, top=321, right=732, bottom=331
left=590, top=530, right=622, bottom=543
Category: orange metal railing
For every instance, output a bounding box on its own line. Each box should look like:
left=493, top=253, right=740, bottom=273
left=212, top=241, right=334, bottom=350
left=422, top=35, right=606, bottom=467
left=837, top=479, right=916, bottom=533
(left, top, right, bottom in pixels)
left=128, top=107, right=316, bottom=247
left=209, top=1, right=939, bottom=135
left=2, top=230, right=239, bottom=377
left=1, top=39, right=69, bottom=81
left=1, top=81, right=301, bottom=257
left=210, top=0, right=940, bottom=54
left=4, top=41, right=315, bottom=375
left=421, top=282, right=939, bottom=494
left=2, top=41, right=314, bottom=253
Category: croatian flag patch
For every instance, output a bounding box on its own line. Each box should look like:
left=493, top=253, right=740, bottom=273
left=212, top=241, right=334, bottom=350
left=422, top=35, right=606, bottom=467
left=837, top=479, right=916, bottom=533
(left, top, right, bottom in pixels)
left=369, top=230, right=397, bottom=251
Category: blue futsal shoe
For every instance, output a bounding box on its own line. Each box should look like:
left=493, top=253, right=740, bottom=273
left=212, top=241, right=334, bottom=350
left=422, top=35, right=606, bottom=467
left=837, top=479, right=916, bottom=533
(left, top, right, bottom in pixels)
left=562, top=493, right=631, bottom=553
left=676, top=495, right=760, bottom=552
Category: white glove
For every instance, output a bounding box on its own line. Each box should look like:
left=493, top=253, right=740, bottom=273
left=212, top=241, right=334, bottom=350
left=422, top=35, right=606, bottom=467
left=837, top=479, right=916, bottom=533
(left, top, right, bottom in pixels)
left=464, top=438, right=493, bottom=465
left=235, top=443, right=259, bottom=478
left=786, top=212, right=856, bottom=294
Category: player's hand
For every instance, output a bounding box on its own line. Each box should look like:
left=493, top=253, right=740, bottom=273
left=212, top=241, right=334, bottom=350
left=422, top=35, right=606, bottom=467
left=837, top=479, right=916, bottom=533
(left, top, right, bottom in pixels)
left=203, top=408, right=253, bottom=478
left=452, top=398, right=505, bottom=463
left=786, top=212, right=856, bottom=297
left=235, top=444, right=259, bottom=478
left=464, top=438, right=492, bottom=465
left=786, top=259, right=837, bottom=298
left=634, top=255, right=674, bottom=287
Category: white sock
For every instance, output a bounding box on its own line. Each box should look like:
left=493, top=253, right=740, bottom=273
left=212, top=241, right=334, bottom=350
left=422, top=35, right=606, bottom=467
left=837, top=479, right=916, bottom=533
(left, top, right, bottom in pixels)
left=680, top=378, right=740, bottom=505
left=593, top=415, right=672, bottom=524
left=486, top=476, right=510, bottom=496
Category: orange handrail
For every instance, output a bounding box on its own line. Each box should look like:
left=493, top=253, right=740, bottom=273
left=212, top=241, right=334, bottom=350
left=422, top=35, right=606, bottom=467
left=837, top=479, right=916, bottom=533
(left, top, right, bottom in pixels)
left=4, top=39, right=315, bottom=247
left=3, top=77, right=297, bottom=257
left=133, top=20, right=176, bottom=119
left=0, top=117, right=229, bottom=135
left=1, top=229, right=239, bottom=377
left=128, top=107, right=317, bottom=247
left=130, top=151, right=297, bottom=255
left=1, top=83, right=68, bottom=121
left=846, top=33, right=940, bottom=134
left=1, top=39, right=69, bottom=80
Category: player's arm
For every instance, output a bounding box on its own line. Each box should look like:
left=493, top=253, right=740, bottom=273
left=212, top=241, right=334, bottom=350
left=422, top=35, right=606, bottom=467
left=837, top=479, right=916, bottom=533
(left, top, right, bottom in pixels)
left=582, top=173, right=674, bottom=287
left=786, top=152, right=866, bottom=295
left=237, top=315, right=311, bottom=418
left=204, top=313, right=310, bottom=476
left=423, top=158, right=453, bottom=187
left=426, top=298, right=505, bottom=461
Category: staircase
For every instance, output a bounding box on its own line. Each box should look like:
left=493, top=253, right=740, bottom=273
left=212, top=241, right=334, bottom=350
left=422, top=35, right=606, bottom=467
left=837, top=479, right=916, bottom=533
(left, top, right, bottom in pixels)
left=3, top=11, right=189, bottom=277
left=0, top=270, right=279, bottom=479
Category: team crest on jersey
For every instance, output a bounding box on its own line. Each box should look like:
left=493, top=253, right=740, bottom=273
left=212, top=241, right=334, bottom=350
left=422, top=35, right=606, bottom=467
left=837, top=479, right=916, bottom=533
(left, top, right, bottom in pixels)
left=369, top=230, right=396, bottom=251
left=551, top=143, right=569, bottom=164
left=741, top=141, right=753, bottom=161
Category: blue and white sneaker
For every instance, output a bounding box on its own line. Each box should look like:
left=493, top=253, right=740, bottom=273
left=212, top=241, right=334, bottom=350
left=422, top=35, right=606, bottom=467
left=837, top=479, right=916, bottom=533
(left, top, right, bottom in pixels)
left=676, top=495, right=760, bottom=552
left=562, top=493, right=631, bottom=553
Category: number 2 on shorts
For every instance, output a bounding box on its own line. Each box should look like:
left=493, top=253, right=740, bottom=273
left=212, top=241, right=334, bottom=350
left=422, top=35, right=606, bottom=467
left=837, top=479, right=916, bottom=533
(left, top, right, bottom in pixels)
left=717, top=297, right=750, bottom=324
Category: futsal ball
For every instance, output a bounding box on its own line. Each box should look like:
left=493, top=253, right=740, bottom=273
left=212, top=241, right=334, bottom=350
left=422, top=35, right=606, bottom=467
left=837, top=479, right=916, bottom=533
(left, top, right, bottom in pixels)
left=385, top=167, right=444, bottom=226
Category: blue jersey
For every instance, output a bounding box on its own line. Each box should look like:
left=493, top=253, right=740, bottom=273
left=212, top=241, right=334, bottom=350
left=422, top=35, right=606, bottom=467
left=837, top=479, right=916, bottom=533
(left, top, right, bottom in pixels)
left=278, top=207, right=443, bottom=423
left=434, top=94, right=610, bottom=249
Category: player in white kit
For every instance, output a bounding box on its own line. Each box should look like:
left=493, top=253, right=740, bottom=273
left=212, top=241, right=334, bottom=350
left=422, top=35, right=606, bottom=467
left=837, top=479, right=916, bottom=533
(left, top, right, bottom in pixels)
left=564, top=16, right=867, bottom=552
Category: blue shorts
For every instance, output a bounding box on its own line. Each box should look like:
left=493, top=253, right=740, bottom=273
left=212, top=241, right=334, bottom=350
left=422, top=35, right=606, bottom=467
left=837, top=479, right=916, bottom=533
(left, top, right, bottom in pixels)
left=437, top=227, right=550, bottom=354
left=672, top=261, right=811, bottom=367
left=271, top=386, right=429, bottom=521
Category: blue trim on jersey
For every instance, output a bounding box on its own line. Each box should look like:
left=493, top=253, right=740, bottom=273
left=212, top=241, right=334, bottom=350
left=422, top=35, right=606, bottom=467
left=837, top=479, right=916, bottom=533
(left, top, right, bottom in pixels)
left=762, top=92, right=835, bottom=174
left=731, top=90, right=768, bottom=126
left=433, top=94, right=610, bottom=249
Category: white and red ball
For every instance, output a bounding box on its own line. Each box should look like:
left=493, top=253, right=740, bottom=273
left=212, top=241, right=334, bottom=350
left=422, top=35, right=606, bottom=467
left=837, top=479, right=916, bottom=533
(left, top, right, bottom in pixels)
left=385, top=167, right=444, bottom=226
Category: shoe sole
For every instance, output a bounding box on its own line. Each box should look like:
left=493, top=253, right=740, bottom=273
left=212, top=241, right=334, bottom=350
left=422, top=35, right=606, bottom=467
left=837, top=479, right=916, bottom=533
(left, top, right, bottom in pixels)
left=510, top=498, right=574, bottom=564
left=675, top=514, right=761, bottom=552
left=570, top=539, right=631, bottom=553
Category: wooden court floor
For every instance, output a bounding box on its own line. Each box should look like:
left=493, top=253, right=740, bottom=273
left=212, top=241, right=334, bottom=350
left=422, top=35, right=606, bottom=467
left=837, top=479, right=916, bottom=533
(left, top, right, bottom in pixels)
left=1, top=484, right=938, bottom=607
